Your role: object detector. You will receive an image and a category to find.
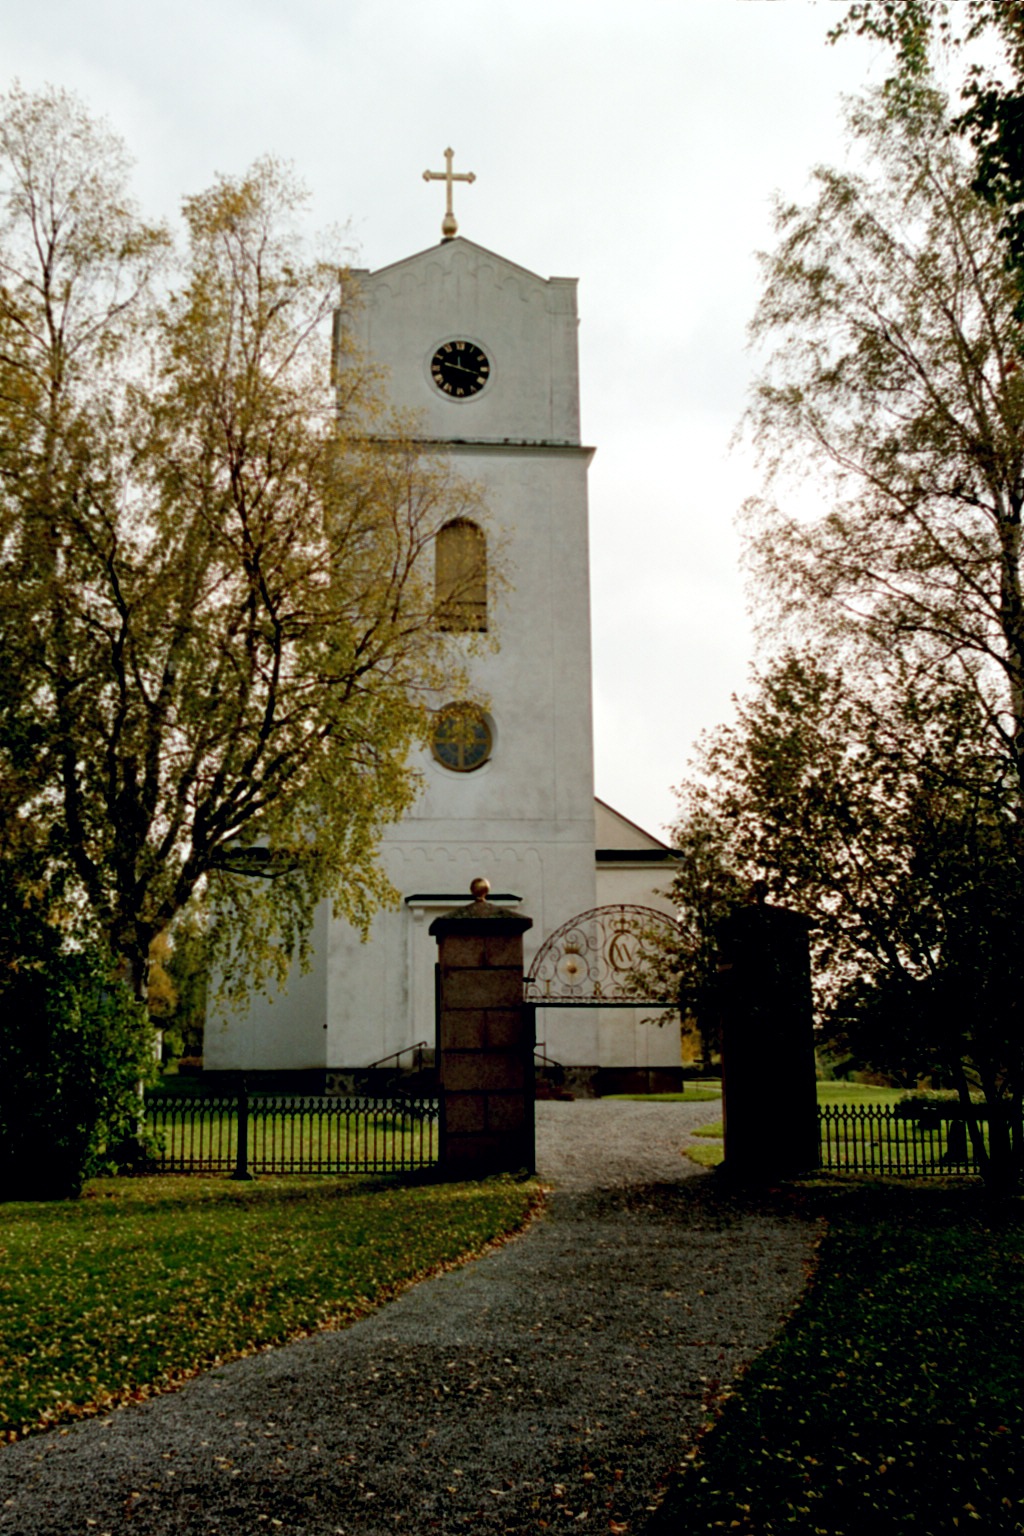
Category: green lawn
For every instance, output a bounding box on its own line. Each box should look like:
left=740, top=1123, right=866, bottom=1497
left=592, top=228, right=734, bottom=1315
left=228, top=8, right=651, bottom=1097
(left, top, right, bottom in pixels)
left=0, top=1173, right=539, bottom=1442
left=648, top=1184, right=1024, bottom=1535
left=815, top=1081, right=906, bottom=1106
left=605, top=1083, right=723, bottom=1104
left=685, top=1083, right=914, bottom=1170
left=610, top=1082, right=905, bottom=1110
left=145, top=1099, right=437, bottom=1174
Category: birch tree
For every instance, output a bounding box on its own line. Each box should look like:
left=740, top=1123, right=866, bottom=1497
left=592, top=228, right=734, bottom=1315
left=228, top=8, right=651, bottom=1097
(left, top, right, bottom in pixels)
left=727, top=78, right=1024, bottom=1186
left=0, top=85, right=486, bottom=999
left=745, top=85, right=1024, bottom=790
left=835, top=3, right=1024, bottom=306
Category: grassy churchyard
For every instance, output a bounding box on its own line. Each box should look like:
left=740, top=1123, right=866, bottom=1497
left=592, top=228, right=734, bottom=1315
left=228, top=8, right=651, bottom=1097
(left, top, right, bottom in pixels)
left=609, top=1081, right=1024, bottom=1528
left=657, top=1080, right=1024, bottom=1532
left=684, top=1080, right=915, bottom=1169
left=0, top=1174, right=540, bottom=1442
left=649, top=1182, right=1024, bottom=1535
left=3, top=1088, right=1023, bottom=1533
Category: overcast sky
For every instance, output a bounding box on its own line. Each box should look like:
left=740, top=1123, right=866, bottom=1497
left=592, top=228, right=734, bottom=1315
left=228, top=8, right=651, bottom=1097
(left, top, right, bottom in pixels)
left=0, top=0, right=890, bottom=838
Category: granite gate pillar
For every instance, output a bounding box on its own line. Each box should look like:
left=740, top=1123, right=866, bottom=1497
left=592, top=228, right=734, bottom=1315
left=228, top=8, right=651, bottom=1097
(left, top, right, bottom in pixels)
left=429, top=880, right=535, bottom=1177
left=716, top=885, right=819, bottom=1180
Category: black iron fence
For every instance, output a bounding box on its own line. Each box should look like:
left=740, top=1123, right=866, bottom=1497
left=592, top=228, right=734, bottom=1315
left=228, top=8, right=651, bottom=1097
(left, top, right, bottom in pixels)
left=134, top=1091, right=995, bottom=1181
left=818, top=1103, right=981, bottom=1177
left=142, top=1090, right=440, bottom=1177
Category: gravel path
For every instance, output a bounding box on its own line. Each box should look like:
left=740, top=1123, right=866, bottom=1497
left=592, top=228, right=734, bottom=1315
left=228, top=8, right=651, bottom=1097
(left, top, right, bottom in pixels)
left=0, top=1100, right=821, bottom=1535
left=536, top=1095, right=725, bottom=1188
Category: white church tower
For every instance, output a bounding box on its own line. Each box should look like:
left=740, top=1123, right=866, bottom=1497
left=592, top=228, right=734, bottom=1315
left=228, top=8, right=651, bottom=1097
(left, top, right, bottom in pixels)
left=207, top=152, right=599, bottom=1080
left=205, top=154, right=679, bottom=1091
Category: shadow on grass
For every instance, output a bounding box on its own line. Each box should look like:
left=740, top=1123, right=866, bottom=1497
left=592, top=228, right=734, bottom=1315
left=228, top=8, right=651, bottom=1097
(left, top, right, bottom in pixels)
left=645, top=1179, right=1024, bottom=1535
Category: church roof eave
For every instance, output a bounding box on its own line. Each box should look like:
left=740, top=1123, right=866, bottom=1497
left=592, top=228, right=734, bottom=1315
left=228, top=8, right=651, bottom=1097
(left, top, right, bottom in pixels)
left=594, top=796, right=672, bottom=852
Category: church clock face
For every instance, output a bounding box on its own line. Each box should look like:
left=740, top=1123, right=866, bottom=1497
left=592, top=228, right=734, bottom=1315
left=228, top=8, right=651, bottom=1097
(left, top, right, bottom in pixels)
left=430, top=339, right=490, bottom=398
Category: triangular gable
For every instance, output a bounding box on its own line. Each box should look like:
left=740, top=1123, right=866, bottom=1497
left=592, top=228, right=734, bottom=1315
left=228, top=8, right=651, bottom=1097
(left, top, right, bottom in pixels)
left=354, top=236, right=565, bottom=292
left=594, top=796, right=671, bottom=853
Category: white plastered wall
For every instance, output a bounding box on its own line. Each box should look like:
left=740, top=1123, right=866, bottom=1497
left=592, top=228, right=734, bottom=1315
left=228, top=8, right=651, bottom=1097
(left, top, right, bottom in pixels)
left=204, top=899, right=329, bottom=1072
left=594, top=802, right=681, bottom=1071
left=326, top=239, right=598, bottom=1069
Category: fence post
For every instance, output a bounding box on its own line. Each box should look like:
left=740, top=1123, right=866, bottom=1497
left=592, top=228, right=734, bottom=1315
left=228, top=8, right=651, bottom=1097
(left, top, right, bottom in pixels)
left=231, top=1074, right=254, bottom=1181
left=435, top=959, right=446, bottom=1168
left=522, top=1002, right=536, bottom=1175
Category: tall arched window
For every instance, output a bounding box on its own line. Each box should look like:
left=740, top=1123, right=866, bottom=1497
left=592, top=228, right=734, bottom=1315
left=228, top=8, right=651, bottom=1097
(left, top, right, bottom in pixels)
left=435, top=519, right=487, bottom=632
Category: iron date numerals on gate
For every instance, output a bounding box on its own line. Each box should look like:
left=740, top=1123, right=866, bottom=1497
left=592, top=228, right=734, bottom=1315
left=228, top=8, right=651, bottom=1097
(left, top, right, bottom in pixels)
left=431, top=340, right=490, bottom=397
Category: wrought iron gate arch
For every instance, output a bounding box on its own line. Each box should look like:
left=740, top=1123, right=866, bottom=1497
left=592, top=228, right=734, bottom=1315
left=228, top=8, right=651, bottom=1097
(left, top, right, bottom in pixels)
left=524, top=903, right=680, bottom=1008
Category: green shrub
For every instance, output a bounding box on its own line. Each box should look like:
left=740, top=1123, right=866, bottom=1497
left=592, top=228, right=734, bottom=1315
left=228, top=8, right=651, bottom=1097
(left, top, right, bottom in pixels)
left=0, top=952, right=155, bottom=1200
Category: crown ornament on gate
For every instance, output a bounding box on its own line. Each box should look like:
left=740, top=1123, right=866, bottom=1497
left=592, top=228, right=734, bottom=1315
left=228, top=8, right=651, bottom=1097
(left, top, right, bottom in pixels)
left=524, top=905, right=682, bottom=1006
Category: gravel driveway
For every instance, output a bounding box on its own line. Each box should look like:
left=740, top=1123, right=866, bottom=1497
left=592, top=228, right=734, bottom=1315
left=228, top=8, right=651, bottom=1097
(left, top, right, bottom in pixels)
left=0, top=1099, right=821, bottom=1535
left=536, top=1094, right=725, bottom=1188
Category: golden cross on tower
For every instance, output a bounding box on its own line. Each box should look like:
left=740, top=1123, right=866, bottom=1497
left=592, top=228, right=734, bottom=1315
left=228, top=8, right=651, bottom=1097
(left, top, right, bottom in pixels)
left=423, top=147, right=476, bottom=241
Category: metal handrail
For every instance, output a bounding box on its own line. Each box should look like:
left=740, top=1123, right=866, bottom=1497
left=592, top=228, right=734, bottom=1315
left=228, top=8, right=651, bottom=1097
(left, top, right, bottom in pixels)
left=361, top=1040, right=433, bottom=1073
